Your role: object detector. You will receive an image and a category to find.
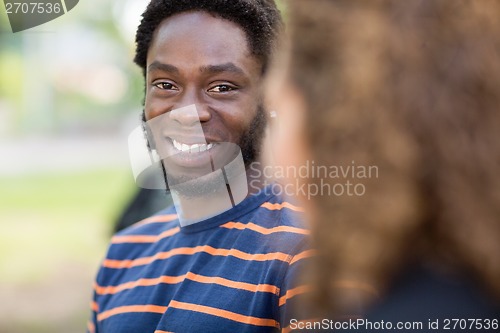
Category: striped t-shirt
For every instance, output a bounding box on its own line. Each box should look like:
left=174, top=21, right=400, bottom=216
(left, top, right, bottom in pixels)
left=88, top=186, right=314, bottom=333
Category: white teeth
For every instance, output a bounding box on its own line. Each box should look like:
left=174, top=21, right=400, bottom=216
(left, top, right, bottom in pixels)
left=190, top=144, right=200, bottom=153
left=172, top=139, right=214, bottom=153
left=174, top=140, right=182, bottom=151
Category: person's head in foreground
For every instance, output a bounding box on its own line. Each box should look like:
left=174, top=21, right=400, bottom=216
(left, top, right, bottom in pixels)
left=270, top=0, right=500, bottom=320
left=133, top=0, right=283, bottom=223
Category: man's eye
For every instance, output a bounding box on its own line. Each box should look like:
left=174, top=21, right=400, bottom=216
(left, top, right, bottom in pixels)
left=208, top=85, right=236, bottom=93
left=154, top=82, right=177, bottom=90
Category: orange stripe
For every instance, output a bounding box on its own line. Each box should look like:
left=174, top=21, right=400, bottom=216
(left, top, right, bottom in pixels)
left=261, top=202, right=304, bottom=212
left=87, top=320, right=95, bottom=333
left=169, top=300, right=279, bottom=328
left=333, top=280, right=379, bottom=296
left=289, top=249, right=316, bottom=265
left=185, top=272, right=280, bottom=295
left=282, top=318, right=321, bottom=333
left=103, top=245, right=292, bottom=269
left=95, top=272, right=279, bottom=296
left=97, top=304, right=167, bottom=321
left=221, top=222, right=309, bottom=235
left=94, top=275, right=186, bottom=295
left=134, top=214, right=178, bottom=227
left=112, top=235, right=157, bottom=243
left=112, top=227, right=180, bottom=244
left=279, top=285, right=312, bottom=306
left=90, top=301, right=99, bottom=312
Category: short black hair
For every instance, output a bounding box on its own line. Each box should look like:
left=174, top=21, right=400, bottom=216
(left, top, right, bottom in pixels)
left=134, top=0, right=283, bottom=77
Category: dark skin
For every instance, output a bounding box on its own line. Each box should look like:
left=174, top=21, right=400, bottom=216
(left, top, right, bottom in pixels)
left=143, top=11, right=266, bottom=221
left=145, top=11, right=264, bottom=184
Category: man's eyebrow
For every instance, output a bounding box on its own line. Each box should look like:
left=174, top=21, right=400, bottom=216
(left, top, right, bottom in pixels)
left=200, top=63, right=246, bottom=76
left=148, top=61, right=179, bottom=74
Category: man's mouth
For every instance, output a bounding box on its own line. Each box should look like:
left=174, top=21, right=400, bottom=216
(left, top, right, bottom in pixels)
left=172, top=139, right=216, bottom=153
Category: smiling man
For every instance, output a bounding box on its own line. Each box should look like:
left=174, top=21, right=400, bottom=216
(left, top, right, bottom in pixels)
left=87, top=1, right=313, bottom=333
left=143, top=9, right=269, bottom=223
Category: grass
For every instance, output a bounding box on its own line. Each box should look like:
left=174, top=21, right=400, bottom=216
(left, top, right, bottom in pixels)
left=0, top=169, right=133, bottom=217
left=0, top=168, right=136, bottom=332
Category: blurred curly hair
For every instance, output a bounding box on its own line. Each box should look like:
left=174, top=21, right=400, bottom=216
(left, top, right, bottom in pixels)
left=287, top=0, right=500, bottom=312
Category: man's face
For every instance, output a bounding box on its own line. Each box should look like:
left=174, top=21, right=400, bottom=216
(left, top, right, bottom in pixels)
left=144, top=11, right=265, bottom=189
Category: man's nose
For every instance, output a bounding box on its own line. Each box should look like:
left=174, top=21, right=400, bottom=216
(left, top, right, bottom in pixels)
left=169, top=91, right=211, bottom=126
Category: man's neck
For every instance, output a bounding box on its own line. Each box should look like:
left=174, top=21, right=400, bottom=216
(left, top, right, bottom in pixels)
left=171, top=160, right=265, bottom=227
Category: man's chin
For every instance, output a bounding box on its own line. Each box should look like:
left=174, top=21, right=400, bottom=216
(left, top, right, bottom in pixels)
left=166, top=169, right=227, bottom=197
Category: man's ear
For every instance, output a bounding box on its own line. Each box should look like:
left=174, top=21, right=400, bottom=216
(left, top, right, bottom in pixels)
left=128, top=125, right=163, bottom=190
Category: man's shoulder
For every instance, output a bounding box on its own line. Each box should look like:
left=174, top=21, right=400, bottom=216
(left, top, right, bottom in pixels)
left=102, top=206, right=179, bottom=262
left=237, top=192, right=311, bottom=255
left=249, top=191, right=308, bottom=229
left=113, top=205, right=179, bottom=238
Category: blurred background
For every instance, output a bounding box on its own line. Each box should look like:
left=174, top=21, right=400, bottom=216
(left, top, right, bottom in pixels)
left=0, top=1, right=151, bottom=332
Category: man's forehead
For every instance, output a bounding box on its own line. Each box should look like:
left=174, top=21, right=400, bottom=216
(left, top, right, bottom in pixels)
left=147, top=61, right=246, bottom=76
left=146, top=11, right=261, bottom=77
left=152, top=11, right=249, bottom=50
